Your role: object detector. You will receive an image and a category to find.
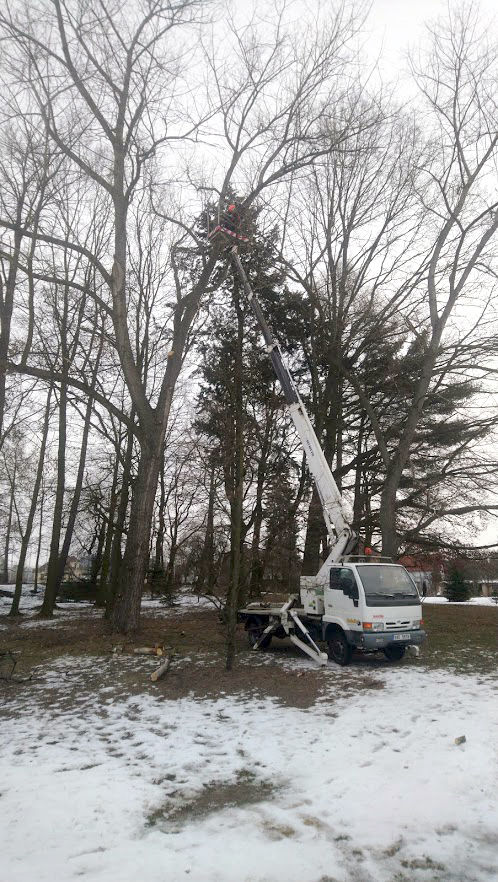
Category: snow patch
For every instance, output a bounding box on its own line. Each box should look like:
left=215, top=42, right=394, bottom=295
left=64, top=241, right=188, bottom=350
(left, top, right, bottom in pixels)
left=0, top=657, right=496, bottom=882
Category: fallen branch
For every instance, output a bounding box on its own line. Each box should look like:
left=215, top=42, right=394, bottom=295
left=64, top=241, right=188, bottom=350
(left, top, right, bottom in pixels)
left=0, top=650, right=17, bottom=679
left=150, top=653, right=175, bottom=682
left=0, top=650, right=32, bottom=683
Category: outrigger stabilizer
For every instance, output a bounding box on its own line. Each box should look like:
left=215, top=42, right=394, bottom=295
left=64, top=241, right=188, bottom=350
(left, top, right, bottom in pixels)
left=249, top=597, right=328, bottom=665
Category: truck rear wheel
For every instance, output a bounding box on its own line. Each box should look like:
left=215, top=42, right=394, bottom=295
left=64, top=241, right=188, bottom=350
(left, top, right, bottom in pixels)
left=383, top=645, right=406, bottom=661
left=246, top=617, right=272, bottom=650
left=327, top=630, right=352, bottom=666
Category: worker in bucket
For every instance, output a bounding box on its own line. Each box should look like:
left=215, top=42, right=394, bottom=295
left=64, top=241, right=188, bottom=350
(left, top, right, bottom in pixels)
left=221, top=202, right=241, bottom=234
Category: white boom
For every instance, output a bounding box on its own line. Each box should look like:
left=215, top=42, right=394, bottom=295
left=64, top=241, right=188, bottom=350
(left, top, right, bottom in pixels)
left=230, top=247, right=356, bottom=565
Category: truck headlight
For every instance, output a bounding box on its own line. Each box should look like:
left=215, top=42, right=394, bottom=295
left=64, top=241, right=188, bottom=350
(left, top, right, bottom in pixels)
left=412, top=620, right=421, bottom=629
left=372, top=622, right=384, bottom=631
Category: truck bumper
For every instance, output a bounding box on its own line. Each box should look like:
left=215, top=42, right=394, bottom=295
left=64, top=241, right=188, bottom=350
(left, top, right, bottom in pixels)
left=351, top=629, right=427, bottom=650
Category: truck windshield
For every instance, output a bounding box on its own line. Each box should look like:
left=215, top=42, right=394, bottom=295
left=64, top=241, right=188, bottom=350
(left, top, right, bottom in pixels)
left=356, top=565, right=419, bottom=606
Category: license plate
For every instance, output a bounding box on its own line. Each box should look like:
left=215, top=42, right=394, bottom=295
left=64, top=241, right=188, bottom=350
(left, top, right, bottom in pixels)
left=393, top=634, right=410, bottom=641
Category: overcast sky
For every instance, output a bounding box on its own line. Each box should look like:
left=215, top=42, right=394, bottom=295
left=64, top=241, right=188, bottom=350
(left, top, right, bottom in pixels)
left=369, top=0, right=497, bottom=77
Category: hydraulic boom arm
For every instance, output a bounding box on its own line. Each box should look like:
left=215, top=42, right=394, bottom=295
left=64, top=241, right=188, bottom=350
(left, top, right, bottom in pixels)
left=230, top=247, right=356, bottom=564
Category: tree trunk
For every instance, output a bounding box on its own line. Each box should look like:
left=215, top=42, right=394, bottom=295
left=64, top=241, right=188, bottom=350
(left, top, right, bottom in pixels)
left=1, top=455, right=16, bottom=584
left=107, top=421, right=135, bottom=616
left=0, top=228, right=22, bottom=447
left=97, top=456, right=120, bottom=609
left=164, top=529, right=178, bottom=594
left=302, top=487, right=327, bottom=576
left=248, top=505, right=263, bottom=599
left=110, top=432, right=163, bottom=633
left=154, top=450, right=166, bottom=572
left=55, top=390, right=93, bottom=594
left=379, top=479, right=399, bottom=557
left=195, top=462, right=216, bottom=594
left=10, top=387, right=51, bottom=615
left=55, top=332, right=103, bottom=594
left=225, top=290, right=245, bottom=671
left=40, top=375, right=66, bottom=615
left=352, top=416, right=365, bottom=536
left=90, top=517, right=106, bottom=589
left=33, top=483, right=45, bottom=595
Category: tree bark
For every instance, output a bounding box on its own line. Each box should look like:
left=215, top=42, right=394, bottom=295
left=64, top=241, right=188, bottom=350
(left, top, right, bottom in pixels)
left=154, top=450, right=166, bottom=572
left=96, top=453, right=120, bottom=609
left=55, top=391, right=93, bottom=594
left=41, top=284, right=69, bottom=615
left=40, top=374, right=67, bottom=615
left=110, top=430, right=163, bottom=633
left=55, top=331, right=103, bottom=594
left=1, top=454, right=17, bottom=584
left=107, top=420, right=135, bottom=616
left=225, top=287, right=245, bottom=671
left=33, top=483, right=45, bottom=595
left=195, top=461, right=216, bottom=594
left=0, top=227, right=22, bottom=447
left=90, top=517, right=106, bottom=590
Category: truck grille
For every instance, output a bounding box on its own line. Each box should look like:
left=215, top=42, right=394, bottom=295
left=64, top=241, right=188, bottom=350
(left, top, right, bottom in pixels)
left=385, top=621, right=410, bottom=630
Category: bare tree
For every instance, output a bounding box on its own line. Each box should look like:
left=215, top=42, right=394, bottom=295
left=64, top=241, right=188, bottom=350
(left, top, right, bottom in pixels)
left=376, top=6, right=498, bottom=553
left=9, top=385, right=52, bottom=615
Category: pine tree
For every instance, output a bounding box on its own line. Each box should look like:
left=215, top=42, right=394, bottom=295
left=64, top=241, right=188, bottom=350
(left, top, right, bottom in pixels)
left=445, top=565, right=470, bottom=602
left=195, top=204, right=300, bottom=668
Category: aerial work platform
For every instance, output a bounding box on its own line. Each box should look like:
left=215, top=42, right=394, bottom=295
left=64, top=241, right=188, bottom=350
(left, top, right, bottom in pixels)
left=208, top=202, right=250, bottom=247
left=208, top=224, right=250, bottom=246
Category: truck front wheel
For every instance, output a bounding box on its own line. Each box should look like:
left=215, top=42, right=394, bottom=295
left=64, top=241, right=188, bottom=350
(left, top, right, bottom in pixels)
left=383, top=645, right=406, bottom=662
left=327, top=630, right=352, bottom=666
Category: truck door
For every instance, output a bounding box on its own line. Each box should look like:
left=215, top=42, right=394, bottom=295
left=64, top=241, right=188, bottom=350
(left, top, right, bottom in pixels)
left=325, top=566, right=361, bottom=625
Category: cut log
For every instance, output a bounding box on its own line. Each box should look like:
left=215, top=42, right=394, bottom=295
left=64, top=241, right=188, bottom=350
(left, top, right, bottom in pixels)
left=150, top=655, right=174, bottom=682
left=133, top=646, right=163, bottom=656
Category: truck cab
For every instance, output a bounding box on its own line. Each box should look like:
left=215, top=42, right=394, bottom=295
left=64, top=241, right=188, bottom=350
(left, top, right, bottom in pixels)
left=301, top=557, right=426, bottom=665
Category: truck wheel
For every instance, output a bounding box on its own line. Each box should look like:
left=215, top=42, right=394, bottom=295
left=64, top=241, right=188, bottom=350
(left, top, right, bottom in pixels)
left=383, top=645, right=406, bottom=662
left=246, top=617, right=272, bottom=650
left=327, top=631, right=352, bottom=666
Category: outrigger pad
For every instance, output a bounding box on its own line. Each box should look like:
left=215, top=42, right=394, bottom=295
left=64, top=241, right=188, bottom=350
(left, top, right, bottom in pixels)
left=208, top=225, right=250, bottom=246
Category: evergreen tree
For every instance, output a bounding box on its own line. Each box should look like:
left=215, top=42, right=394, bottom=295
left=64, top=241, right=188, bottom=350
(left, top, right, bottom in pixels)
left=445, top=565, right=470, bottom=602
left=195, top=203, right=301, bottom=667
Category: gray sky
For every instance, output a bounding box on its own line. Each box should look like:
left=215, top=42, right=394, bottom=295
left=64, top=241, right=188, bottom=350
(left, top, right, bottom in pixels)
left=369, top=0, right=497, bottom=77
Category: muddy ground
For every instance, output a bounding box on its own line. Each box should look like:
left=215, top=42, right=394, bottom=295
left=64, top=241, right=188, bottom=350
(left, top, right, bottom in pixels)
left=1, top=601, right=496, bottom=712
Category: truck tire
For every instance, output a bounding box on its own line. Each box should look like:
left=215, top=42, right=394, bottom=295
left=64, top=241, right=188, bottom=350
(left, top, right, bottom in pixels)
left=246, top=617, right=272, bottom=650
left=383, top=645, right=406, bottom=662
left=327, top=630, right=352, bottom=666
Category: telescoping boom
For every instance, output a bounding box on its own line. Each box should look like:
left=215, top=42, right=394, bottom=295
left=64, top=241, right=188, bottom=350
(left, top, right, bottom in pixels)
left=230, top=247, right=355, bottom=566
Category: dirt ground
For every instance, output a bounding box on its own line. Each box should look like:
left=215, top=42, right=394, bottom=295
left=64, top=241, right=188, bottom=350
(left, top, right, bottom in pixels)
left=1, top=600, right=496, bottom=711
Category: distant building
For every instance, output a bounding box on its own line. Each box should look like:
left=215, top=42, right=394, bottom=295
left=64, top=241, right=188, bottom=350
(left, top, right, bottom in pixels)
left=398, top=554, right=444, bottom=596
left=37, top=555, right=93, bottom=584
left=470, top=578, right=498, bottom=598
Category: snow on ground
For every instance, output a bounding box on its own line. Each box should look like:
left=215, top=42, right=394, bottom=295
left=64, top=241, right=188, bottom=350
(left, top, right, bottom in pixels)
left=0, top=587, right=217, bottom=622
left=1, top=652, right=497, bottom=882
left=142, top=593, right=218, bottom=614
